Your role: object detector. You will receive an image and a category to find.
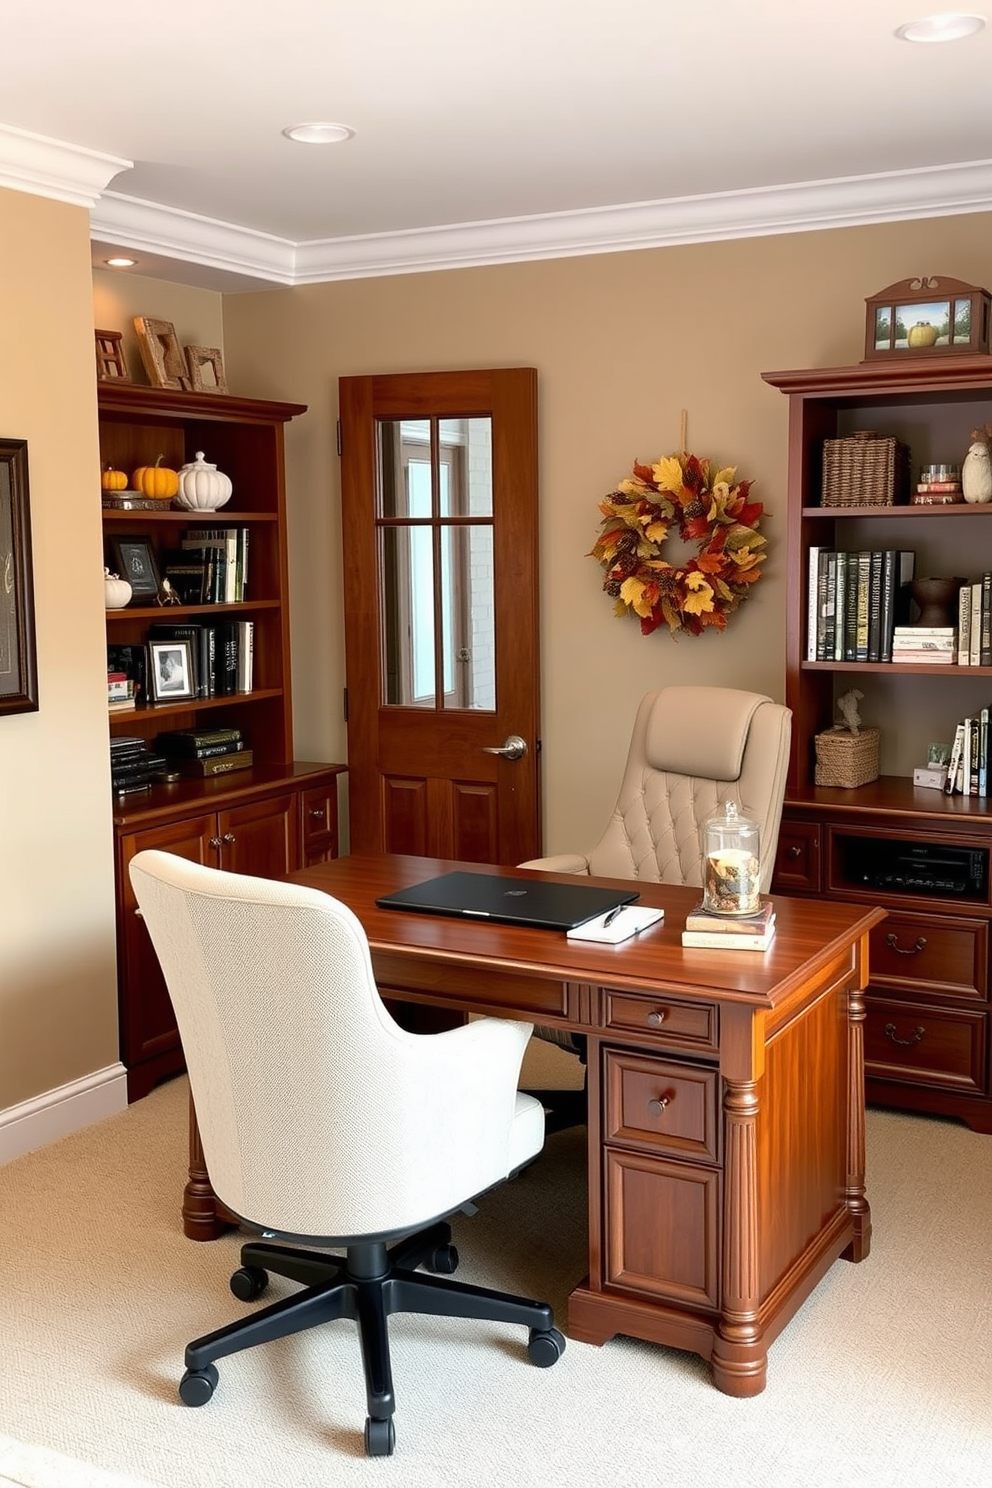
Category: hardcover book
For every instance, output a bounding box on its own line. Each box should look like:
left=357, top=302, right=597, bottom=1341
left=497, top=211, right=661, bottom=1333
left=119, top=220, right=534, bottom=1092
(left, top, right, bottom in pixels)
left=180, top=749, right=254, bottom=778
left=681, top=920, right=776, bottom=951
left=683, top=900, right=774, bottom=935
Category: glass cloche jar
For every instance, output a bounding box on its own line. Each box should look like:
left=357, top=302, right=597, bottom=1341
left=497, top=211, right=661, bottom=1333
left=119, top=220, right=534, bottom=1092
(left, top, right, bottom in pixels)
left=701, top=801, right=761, bottom=916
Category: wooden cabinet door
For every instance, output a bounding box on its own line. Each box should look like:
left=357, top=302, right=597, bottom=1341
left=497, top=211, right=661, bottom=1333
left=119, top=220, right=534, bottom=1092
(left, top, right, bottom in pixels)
left=218, top=792, right=298, bottom=878
left=117, top=814, right=216, bottom=1081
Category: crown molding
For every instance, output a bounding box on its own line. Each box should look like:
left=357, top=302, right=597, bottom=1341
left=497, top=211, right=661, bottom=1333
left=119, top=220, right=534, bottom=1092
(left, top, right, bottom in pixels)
left=86, top=156, right=992, bottom=289
left=0, top=124, right=130, bottom=208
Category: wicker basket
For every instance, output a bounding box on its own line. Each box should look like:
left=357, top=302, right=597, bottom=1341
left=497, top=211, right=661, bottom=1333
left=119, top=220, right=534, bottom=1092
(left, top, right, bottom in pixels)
left=821, top=431, right=910, bottom=507
left=814, top=726, right=880, bottom=788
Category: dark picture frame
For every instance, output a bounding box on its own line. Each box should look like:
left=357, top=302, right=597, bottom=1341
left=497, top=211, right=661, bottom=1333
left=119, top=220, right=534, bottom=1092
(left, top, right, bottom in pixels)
left=0, top=438, right=39, bottom=716
left=110, top=537, right=161, bottom=604
left=148, top=638, right=195, bottom=703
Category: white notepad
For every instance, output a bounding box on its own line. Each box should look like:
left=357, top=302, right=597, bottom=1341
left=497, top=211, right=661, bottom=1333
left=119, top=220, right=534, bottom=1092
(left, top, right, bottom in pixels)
left=566, top=905, right=664, bottom=945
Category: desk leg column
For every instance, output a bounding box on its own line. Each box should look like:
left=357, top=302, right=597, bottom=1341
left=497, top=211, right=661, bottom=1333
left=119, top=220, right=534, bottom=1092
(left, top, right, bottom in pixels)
left=843, top=983, right=871, bottom=1263
left=711, top=1077, right=766, bottom=1397
left=183, top=1091, right=234, bottom=1241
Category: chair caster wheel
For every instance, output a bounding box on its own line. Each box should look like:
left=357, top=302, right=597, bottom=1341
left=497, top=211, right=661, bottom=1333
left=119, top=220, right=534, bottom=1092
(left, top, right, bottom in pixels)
left=364, top=1416, right=396, bottom=1456
left=179, top=1364, right=219, bottom=1406
left=230, top=1265, right=269, bottom=1301
left=527, top=1326, right=566, bottom=1368
left=426, top=1243, right=459, bottom=1274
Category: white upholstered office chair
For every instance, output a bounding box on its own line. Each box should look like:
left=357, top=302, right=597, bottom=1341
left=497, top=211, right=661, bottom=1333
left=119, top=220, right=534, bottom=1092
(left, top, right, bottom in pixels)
left=128, top=850, right=564, bottom=1459
left=520, top=686, right=792, bottom=1122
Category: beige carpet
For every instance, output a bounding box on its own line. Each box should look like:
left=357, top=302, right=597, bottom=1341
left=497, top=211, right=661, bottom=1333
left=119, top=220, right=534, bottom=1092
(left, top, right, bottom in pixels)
left=1, top=1041, right=991, bottom=1487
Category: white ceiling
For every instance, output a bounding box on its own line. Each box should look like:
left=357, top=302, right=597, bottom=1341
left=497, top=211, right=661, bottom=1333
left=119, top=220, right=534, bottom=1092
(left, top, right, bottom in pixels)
left=3, top=1, right=992, bottom=291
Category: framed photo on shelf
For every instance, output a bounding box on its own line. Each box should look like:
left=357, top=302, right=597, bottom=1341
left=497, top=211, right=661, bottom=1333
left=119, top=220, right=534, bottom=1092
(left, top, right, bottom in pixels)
left=0, top=437, right=39, bottom=716
left=148, top=638, right=195, bottom=703
left=109, top=537, right=160, bottom=604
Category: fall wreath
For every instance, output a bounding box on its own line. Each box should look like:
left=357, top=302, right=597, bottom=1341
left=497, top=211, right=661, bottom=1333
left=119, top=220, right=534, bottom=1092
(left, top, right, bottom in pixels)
left=590, top=452, right=767, bottom=636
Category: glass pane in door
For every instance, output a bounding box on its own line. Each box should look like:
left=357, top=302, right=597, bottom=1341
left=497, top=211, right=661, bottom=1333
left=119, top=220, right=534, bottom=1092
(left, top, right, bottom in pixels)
left=441, top=524, right=495, bottom=710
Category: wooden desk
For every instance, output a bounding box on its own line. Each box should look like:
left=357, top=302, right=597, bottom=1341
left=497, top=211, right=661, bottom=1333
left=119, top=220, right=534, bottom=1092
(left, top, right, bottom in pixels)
left=181, top=853, right=884, bottom=1397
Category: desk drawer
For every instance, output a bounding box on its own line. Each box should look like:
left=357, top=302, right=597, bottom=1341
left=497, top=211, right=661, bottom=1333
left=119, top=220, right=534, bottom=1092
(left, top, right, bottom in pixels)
left=868, top=912, right=987, bottom=1002
left=603, top=1050, right=720, bottom=1163
left=605, top=1149, right=720, bottom=1309
left=865, top=995, right=988, bottom=1093
left=603, top=991, right=718, bottom=1055
left=773, top=818, right=822, bottom=894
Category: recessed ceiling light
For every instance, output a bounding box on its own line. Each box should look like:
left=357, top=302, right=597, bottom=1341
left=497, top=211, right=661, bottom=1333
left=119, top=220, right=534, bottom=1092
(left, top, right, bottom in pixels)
left=104, top=256, right=137, bottom=268
left=281, top=122, right=354, bottom=145
left=895, top=13, right=986, bottom=42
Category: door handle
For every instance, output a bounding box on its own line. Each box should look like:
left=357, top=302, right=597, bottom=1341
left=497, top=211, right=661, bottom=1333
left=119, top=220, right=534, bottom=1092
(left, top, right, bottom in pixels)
left=481, top=734, right=527, bottom=761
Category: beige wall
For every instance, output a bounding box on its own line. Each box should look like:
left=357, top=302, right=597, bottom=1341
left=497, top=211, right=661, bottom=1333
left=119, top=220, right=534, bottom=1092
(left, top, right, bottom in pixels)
left=0, top=190, right=118, bottom=1105
left=221, top=211, right=992, bottom=854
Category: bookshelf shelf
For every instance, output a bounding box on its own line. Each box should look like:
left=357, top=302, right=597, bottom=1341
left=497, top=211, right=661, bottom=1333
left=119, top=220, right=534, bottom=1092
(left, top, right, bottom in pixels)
left=764, top=357, right=992, bottom=1135
left=98, top=383, right=346, bottom=1102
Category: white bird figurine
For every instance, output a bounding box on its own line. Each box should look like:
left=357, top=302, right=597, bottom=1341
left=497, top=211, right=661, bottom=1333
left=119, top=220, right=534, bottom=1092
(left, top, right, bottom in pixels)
left=962, top=440, right=992, bottom=504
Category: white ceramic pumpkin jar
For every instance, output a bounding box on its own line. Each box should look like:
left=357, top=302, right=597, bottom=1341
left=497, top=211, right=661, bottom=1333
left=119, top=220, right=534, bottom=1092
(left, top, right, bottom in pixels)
left=175, top=451, right=233, bottom=511
left=104, top=567, right=132, bottom=608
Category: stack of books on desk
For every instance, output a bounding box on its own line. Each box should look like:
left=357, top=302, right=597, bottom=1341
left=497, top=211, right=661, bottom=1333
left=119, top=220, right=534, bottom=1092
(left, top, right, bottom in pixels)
left=681, top=899, right=776, bottom=951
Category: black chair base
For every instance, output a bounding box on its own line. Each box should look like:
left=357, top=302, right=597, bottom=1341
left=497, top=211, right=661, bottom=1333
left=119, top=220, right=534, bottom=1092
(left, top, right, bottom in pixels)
left=178, top=1220, right=565, bottom=1457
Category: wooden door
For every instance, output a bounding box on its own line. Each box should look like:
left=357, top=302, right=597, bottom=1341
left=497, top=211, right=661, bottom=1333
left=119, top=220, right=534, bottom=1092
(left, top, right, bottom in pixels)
left=340, top=368, right=541, bottom=864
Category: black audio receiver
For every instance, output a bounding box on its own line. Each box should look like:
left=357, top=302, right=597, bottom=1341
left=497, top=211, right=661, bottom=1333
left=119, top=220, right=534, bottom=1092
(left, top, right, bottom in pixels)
left=858, top=840, right=987, bottom=898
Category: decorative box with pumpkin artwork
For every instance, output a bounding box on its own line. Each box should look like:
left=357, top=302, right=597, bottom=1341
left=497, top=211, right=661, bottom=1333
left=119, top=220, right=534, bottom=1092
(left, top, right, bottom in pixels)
left=863, top=276, right=991, bottom=360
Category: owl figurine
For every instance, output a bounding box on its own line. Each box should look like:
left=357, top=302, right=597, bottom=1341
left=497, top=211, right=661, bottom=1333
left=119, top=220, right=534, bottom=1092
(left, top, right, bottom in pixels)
left=962, top=439, right=992, bottom=504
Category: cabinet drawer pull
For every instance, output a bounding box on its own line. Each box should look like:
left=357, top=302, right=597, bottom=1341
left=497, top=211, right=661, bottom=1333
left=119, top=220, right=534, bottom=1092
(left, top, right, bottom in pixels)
left=309, top=809, right=326, bottom=821
left=885, top=933, right=927, bottom=956
left=787, top=845, right=802, bottom=859
left=884, top=1021, right=926, bottom=1047
left=222, top=832, right=236, bottom=845
left=646, top=1010, right=667, bottom=1028
left=647, top=1095, right=672, bottom=1117
left=209, top=836, right=223, bottom=850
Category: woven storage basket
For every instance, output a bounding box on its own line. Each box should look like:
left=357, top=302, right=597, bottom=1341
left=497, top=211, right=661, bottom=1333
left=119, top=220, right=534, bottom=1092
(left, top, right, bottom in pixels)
left=821, top=431, right=909, bottom=507
left=814, top=726, right=880, bottom=788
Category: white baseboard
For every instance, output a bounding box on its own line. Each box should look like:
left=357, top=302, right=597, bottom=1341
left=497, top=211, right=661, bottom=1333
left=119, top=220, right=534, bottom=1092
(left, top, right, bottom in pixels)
left=0, top=1063, right=128, bottom=1165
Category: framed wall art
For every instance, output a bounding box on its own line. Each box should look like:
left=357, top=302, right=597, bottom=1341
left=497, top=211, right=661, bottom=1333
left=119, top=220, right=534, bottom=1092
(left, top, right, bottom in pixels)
left=864, top=276, right=992, bottom=360
left=0, top=438, right=39, bottom=716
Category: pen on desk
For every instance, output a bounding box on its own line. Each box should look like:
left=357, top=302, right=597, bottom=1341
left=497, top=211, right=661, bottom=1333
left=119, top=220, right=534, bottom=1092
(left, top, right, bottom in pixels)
left=602, top=905, right=626, bottom=928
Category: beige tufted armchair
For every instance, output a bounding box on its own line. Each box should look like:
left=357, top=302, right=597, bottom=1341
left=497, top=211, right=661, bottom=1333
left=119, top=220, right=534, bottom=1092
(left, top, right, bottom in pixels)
left=519, top=686, right=792, bottom=1107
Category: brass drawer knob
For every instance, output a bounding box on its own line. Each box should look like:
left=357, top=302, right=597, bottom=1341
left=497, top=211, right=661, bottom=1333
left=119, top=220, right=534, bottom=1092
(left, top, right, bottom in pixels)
left=646, top=1010, right=667, bottom=1028
left=309, top=808, right=326, bottom=821
left=647, top=1095, right=671, bottom=1117
left=787, top=845, right=802, bottom=859
left=885, top=933, right=927, bottom=956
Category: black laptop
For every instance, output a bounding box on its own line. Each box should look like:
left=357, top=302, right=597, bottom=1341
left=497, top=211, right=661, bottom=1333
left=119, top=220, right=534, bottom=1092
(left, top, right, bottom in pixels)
left=375, top=871, right=639, bottom=932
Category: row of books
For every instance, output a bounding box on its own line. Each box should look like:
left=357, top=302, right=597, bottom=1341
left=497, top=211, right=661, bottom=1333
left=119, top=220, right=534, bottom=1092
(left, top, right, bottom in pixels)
left=945, top=710, right=991, bottom=796
left=955, top=578, right=992, bottom=666
left=147, top=621, right=254, bottom=698
left=807, top=548, right=915, bottom=663
left=161, top=526, right=249, bottom=605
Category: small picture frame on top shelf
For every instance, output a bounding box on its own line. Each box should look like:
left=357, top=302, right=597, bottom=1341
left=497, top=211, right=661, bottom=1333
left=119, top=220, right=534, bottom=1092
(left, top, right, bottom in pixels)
left=148, top=638, right=196, bottom=704
left=184, top=345, right=228, bottom=394
left=94, top=329, right=129, bottom=382
left=133, top=317, right=190, bottom=390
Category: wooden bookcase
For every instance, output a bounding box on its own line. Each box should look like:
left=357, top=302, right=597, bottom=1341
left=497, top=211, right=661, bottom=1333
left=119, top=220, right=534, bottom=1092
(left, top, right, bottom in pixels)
left=764, top=356, right=992, bottom=1134
left=99, top=383, right=346, bottom=1100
